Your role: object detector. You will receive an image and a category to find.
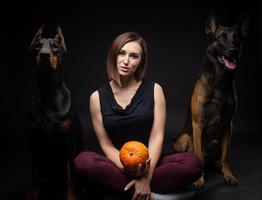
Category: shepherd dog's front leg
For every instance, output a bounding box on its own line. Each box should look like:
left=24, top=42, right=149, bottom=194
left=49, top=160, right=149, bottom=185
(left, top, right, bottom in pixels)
left=192, top=120, right=205, bottom=189
left=221, top=123, right=238, bottom=185
left=191, top=81, right=205, bottom=189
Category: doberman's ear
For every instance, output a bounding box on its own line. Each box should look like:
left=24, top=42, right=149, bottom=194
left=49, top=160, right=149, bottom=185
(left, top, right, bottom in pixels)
left=205, top=14, right=218, bottom=35
left=54, top=26, right=67, bottom=53
left=235, top=11, right=249, bottom=37
left=30, top=25, right=44, bottom=50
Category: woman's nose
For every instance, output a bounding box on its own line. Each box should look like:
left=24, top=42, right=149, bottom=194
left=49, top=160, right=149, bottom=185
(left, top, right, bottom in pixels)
left=123, top=55, right=129, bottom=65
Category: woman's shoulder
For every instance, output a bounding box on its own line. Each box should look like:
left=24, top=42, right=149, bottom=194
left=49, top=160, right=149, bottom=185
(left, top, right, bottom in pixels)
left=90, top=82, right=109, bottom=96
left=153, top=82, right=165, bottom=101
left=144, top=80, right=163, bottom=90
left=153, top=82, right=162, bottom=89
left=89, top=90, right=99, bottom=106
left=97, top=82, right=111, bottom=94
left=90, top=90, right=98, bottom=98
left=145, top=81, right=164, bottom=99
left=90, top=82, right=111, bottom=102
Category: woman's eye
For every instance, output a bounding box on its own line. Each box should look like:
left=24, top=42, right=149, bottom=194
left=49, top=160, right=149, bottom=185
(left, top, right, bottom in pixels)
left=119, top=51, right=126, bottom=56
left=130, top=54, right=139, bottom=59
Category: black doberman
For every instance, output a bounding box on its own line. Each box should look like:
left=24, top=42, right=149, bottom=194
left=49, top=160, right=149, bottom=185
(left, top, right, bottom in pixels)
left=26, top=26, right=83, bottom=200
left=173, top=13, right=249, bottom=188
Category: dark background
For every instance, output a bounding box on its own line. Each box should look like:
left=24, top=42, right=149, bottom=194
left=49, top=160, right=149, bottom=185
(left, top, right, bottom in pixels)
left=1, top=0, right=261, bottom=199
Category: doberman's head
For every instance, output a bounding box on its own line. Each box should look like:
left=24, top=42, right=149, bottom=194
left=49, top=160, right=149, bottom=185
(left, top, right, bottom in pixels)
left=205, top=12, right=249, bottom=72
left=30, top=26, right=67, bottom=71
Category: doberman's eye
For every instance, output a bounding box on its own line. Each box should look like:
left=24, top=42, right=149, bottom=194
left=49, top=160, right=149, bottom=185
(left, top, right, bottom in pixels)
left=50, top=41, right=60, bottom=54
left=50, top=41, right=64, bottom=56
left=50, top=41, right=59, bottom=49
left=33, top=42, right=42, bottom=51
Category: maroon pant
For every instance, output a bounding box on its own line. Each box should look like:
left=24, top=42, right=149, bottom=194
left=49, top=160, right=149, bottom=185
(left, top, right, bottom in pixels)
left=74, top=151, right=203, bottom=196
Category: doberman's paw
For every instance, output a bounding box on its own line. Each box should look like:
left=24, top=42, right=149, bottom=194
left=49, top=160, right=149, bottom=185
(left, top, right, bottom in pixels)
left=67, top=195, right=77, bottom=200
left=67, top=189, right=78, bottom=200
left=26, top=191, right=40, bottom=200
left=67, top=194, right=77, bottom=200
left=193, top=176, right=205, bottom=189
left=26, top=184, right=40, bottom=200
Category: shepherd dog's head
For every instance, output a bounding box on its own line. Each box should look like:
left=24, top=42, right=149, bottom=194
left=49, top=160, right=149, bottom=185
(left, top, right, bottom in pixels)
left=206, top=12, right=249, bottom=72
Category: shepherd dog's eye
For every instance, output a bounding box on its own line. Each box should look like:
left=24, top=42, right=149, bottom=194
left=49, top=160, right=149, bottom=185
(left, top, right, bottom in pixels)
left=218, top=33, right=227, bottom=43
left=234, top=34, right=242, bottom=46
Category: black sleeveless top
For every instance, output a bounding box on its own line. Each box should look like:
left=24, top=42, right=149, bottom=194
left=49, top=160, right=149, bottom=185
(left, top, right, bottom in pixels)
left=98, top=80, right=154, bottom=149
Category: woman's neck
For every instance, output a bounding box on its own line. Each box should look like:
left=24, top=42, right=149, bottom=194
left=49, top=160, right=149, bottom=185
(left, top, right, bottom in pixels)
left=111, top=76, right=141, bottom=91
left=115, top=76, right=135, bottom=88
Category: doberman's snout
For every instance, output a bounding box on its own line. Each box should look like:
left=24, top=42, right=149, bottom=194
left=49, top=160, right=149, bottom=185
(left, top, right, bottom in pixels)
left=39, top=49, right=52, bottom=60
left=40, top=52, right=50, bottom=58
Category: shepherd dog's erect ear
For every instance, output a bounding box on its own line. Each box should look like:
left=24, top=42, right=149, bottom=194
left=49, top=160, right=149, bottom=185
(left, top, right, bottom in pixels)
left=30, top=25, right=44, bottom=50
left=54, top=26, right=67, bottom=53
left=235, top=11, right=249, bottom=38
left=205, top=14, right=219, bottom=36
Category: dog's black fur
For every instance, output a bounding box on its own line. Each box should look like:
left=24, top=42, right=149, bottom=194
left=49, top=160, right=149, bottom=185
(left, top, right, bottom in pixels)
left=26, top=26, right=83, bottom=200
left=173, top=13, right=249, bottom=188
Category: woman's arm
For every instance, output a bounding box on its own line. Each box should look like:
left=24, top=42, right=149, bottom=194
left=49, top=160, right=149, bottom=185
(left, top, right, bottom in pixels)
left=147, top=83, right=166, bottom=180
left=89, top=91, right=123, bottom=169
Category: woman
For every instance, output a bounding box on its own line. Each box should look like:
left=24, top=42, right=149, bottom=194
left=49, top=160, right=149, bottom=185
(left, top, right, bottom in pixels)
left=74, top=32, right=203, bottom=200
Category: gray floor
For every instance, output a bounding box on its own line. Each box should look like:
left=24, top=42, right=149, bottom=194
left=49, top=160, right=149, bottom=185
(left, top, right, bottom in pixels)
left=193, top=135, right=262, bottom=200
left=0, top=134, right=261, bottom=200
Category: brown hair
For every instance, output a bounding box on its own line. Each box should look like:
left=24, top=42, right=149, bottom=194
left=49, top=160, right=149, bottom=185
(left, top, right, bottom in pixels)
left=106, top=32, right=148, bottom=81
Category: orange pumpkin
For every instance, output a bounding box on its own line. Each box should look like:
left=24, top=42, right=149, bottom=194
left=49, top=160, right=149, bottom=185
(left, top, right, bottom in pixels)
left=119, top=141, right=149, bottom=173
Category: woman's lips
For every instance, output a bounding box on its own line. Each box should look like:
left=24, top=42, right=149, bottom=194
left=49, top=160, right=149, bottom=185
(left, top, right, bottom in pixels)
left=120, top=67, right=130, bottom=72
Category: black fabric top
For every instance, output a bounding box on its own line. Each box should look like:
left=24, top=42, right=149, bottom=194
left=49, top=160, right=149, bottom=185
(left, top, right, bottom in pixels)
left=98, top=80, right=155, bottom=149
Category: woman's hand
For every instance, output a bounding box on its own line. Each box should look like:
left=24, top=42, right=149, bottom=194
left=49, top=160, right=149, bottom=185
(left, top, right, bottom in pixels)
left=123, top=158, right=151, bottom=200
left=124, top=176, right=152, bottom=200
left=123, top=158, right=151, bottom=178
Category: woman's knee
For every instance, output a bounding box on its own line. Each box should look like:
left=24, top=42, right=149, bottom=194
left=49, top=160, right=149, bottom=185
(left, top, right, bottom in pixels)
left=184, top=152, right=203, bottom=178
left=164, top=152, right=203, bottom=178
left=74, top=151, right=100, bottom=173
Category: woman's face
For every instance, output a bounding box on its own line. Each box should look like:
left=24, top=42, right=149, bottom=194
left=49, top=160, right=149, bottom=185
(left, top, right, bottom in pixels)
left=116, top=41, right=142, bottom=78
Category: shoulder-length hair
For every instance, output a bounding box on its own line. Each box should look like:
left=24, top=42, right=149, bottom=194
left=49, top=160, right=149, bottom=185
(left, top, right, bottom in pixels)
left=106, top=32, right=148, bottom=81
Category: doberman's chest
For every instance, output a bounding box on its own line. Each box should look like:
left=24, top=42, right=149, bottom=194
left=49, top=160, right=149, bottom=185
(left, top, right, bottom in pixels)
left=29, top=89, right=72, bottom=131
